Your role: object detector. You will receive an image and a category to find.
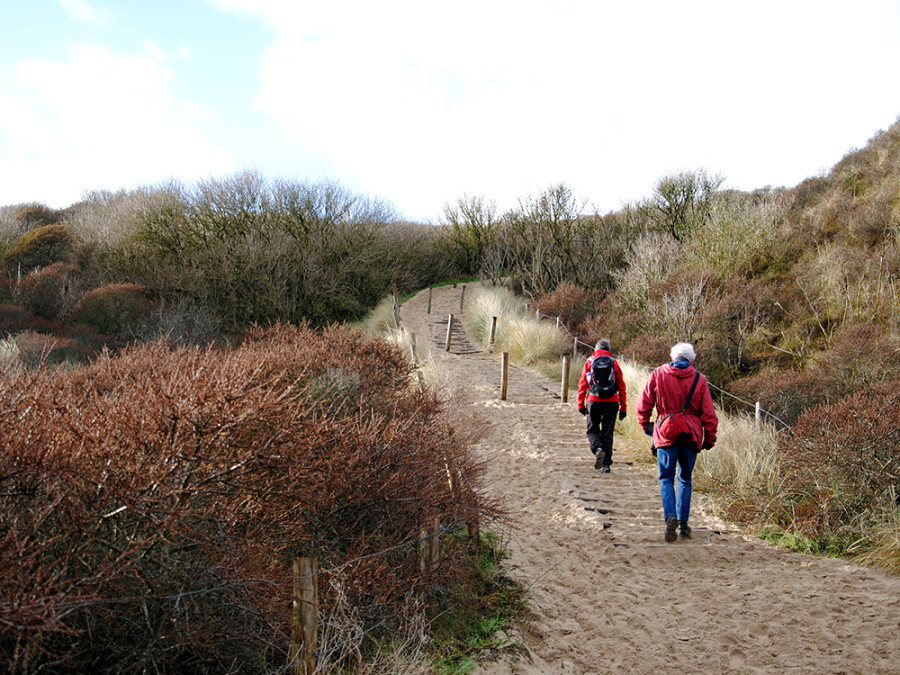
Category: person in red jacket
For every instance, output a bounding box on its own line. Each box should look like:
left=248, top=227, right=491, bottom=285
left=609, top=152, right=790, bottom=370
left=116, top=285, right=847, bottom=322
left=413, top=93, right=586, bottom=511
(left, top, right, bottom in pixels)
left=637, top=342, right=718, bottom=542
left=576, top=339, right=627, bottom=472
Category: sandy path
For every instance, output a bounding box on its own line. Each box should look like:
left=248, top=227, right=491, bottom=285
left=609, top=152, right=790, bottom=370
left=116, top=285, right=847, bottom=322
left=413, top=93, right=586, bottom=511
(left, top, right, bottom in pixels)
left=400, top=285, right=900, bottom=675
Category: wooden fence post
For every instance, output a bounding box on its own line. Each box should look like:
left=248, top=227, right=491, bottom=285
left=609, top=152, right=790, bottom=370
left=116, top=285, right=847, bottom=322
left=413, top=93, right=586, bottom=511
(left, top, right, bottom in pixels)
left=426, top=286, right=433, bottom=314
left=755, top=401, right=761, bottom=429
left=466, top=514, right=480, bottom=542
left=419, top=517, right=441, bottom=573
left=289, top=556, right=318, bottom=675
left=429, top=516, right=440, bottom=570
left=488, top=316, right=498, bottom=351
left=445, top=314, right=454, bottom=351
left=500, top=352, right=509, bottom=401
left=410, top=332, right=426, bottom=391
left=391, top=283, right=401, bottom=328
left=458, top=284, right=466, bottom=313
left=409, top=331, right=418, bottom=363
left=561, top=355, right=570, bottom=403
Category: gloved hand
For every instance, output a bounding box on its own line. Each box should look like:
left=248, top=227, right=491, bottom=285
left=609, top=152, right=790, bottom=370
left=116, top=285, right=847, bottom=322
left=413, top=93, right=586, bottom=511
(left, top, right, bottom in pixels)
left=618, top=410, right=627, bottom=421
left=702, top=439, right=715, bottom=450
left=643, top=422, right=653, bottom=436
left=578, top=407, right=588, bottom=416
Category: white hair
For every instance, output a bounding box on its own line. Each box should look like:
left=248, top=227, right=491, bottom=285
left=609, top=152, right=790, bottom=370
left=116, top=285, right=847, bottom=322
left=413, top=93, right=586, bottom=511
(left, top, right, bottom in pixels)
left=670, top=342, right=696, bottom=362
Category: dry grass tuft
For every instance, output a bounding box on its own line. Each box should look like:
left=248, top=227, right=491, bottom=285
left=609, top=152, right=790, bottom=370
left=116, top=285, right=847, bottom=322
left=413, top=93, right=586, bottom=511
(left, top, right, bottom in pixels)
left=465, top=286, right=569, bottom=364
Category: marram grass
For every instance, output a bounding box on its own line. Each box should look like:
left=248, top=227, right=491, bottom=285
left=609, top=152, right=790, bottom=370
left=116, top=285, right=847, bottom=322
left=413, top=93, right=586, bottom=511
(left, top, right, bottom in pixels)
left=465, top=286, right=569, bottom=364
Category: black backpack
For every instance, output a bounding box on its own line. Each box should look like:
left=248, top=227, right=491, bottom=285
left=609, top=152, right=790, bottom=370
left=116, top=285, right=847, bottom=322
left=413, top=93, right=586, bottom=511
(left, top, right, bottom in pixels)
left=587, top=355, right=617, bottom=398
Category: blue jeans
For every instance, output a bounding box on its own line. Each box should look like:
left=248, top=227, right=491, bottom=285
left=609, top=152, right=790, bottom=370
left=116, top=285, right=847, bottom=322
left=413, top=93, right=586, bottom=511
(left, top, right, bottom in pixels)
left=657, top=444, right=698, bottom=523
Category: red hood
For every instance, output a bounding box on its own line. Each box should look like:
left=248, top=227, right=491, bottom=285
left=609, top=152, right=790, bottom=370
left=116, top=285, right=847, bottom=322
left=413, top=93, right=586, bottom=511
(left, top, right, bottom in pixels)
left=659, top=363, right=697, bottom=379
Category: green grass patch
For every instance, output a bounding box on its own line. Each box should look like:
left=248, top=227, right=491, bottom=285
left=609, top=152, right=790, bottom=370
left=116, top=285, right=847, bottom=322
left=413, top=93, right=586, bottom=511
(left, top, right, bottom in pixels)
left=429, top=529, right=531, bottom=674
left=757, top=527, right=846, bottom=557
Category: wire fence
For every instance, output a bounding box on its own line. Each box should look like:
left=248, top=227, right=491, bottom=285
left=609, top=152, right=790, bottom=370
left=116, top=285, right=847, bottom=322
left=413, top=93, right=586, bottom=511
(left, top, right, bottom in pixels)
left=532, top=308, right=792, bottom=430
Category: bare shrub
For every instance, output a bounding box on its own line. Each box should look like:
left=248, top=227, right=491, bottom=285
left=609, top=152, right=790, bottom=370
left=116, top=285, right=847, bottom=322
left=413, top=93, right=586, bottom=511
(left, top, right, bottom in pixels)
left=796, top=243, right=900, bottom=330
left=685, top=189, right=785, bottom=278
left=0, top=303, right=55, bottom=335
left=70, top=283, right=152, bottom=339
left=696, top=279, right=777, bottom=385
left=728, top=370, right=825, bottom=427
left=653, top=269, right=713, bottom=343
left=441, top=194, right=501, bottom=277
left=647, top=169, right=723, bottom=241
left=778, top=383, right=900, bottom=543
left=14, top=262, right=81, bottom=321
left=534, top=281, right=602, bottom=335
left=0, top=338, right=20, bottom=376
left=611, top=233, right=674, bottom=313
left=622, top=333, right=671, bottom=366
left=13, top=331, right=95, bottom=369
left=135, top=296, right=223, bottom=346
left=815, top=323, right=900, bottom=397
left=3, top=223, right=74, bottom=273
left=13, top=203, right=62, bottom=229
left=0, top=325, right=494, bottom=671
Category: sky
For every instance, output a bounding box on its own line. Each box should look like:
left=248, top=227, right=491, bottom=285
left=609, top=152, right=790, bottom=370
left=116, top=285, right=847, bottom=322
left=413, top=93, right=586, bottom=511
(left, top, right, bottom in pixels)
left=1, top=1, right=899, bottom=223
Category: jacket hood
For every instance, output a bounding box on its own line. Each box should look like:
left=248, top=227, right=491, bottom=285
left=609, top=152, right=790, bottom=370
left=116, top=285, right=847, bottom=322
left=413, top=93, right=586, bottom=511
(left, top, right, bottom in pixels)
left=660, top=362, right=697, bottom=379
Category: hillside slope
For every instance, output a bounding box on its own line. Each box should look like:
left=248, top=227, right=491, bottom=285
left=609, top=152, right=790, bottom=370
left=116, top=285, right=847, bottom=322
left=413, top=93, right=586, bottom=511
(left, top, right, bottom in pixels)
left=402, top=285, right=900, bottom=674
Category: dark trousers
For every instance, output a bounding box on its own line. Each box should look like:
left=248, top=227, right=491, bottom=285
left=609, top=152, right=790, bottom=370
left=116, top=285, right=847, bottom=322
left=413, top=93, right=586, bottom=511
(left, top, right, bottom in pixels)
left=586, top=400, right=619, bottom=465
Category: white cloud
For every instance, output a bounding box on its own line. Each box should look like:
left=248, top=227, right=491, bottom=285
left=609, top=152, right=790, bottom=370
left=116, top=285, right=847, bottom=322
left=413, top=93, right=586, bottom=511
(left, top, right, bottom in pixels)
left=214, top=0, right=900, bottom=220
left=0, top=43, right=234, bottom=207
left=57, top=0, right=110, bottom=26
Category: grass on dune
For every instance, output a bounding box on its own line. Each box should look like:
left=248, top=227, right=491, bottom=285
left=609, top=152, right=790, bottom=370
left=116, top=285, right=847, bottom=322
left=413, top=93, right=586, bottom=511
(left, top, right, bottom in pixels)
left=457, top=286, right=900, bottom=573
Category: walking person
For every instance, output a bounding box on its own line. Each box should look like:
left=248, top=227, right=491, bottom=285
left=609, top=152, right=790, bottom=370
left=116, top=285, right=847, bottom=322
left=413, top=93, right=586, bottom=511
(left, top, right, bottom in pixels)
left=637, top=342, right=718, bottom=542
left=576, top=339, right=627, bottom=472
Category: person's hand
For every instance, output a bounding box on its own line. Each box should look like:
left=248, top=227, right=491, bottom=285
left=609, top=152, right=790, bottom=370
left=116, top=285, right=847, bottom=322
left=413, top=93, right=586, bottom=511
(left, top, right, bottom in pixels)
left=578, top=407, right=588, bottom=416
left=702, top=439, right=714, bottom=450
left=618, top=410, right=627, bottom=421
left=643, top=422, right=653, bottom=436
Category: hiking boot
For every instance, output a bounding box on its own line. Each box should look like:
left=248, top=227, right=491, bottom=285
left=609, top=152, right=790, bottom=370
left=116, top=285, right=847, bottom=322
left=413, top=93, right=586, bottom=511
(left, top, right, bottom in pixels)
left=679, top=521, right=692, bottom=539
left=594, top=449, right=606, bottom=470
left=665, top=515, right=678, bottom=543
left=601, top=465, right=611, bottom=473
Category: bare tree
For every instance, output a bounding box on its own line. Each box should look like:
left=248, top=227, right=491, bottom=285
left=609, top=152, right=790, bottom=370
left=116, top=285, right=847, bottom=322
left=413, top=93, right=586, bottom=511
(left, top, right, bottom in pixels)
left=649, top=169, right=724, bottom=241
left=441, top=194, right=500, bottom=276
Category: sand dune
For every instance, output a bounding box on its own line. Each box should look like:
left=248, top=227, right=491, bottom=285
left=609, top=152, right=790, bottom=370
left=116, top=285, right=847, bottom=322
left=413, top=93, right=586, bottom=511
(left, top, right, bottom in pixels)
left=400, top=285, right=900, bottom=675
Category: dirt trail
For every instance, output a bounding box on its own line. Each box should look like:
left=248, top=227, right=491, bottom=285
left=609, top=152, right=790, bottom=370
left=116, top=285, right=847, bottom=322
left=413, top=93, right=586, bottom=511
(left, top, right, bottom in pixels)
left=399, top=285, right=900, bottom=675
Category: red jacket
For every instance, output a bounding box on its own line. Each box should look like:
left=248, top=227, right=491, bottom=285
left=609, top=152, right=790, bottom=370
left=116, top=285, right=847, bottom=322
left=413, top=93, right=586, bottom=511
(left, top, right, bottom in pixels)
left=576, top=350, right=626, bottom=412
left=637, top=362, right=717, bottom=449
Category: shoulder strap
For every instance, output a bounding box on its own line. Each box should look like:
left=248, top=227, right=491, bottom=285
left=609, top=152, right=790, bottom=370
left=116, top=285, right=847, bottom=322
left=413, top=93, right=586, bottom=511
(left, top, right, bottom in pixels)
left=681, top=372, right=701, bottom=412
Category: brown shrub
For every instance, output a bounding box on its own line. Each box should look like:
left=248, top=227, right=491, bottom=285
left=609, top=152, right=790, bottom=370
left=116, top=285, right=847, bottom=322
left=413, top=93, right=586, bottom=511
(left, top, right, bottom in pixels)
left=728, top=369, right=825, bottom=426
left=14, top=262, right=81, bottom=321
left=13, top=331, right=96, bottom=369
left=0, top=303, right=55, bottom=335
left=778, top=383, right=900, bottom=539
left=3, top=223, right=74, bottom=272
left=697, top=279, right=777, bottom=386
left=534, top=282, right=602, bottom=335
left=13, top=203, right=62, bottom=230
left=815, top=323, right=900, bottom=397
left=0, top=324, right=493, bottom=671
left=622, top=334, right=671, bottom=366
left=70, top=283, right=151, bottom=340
